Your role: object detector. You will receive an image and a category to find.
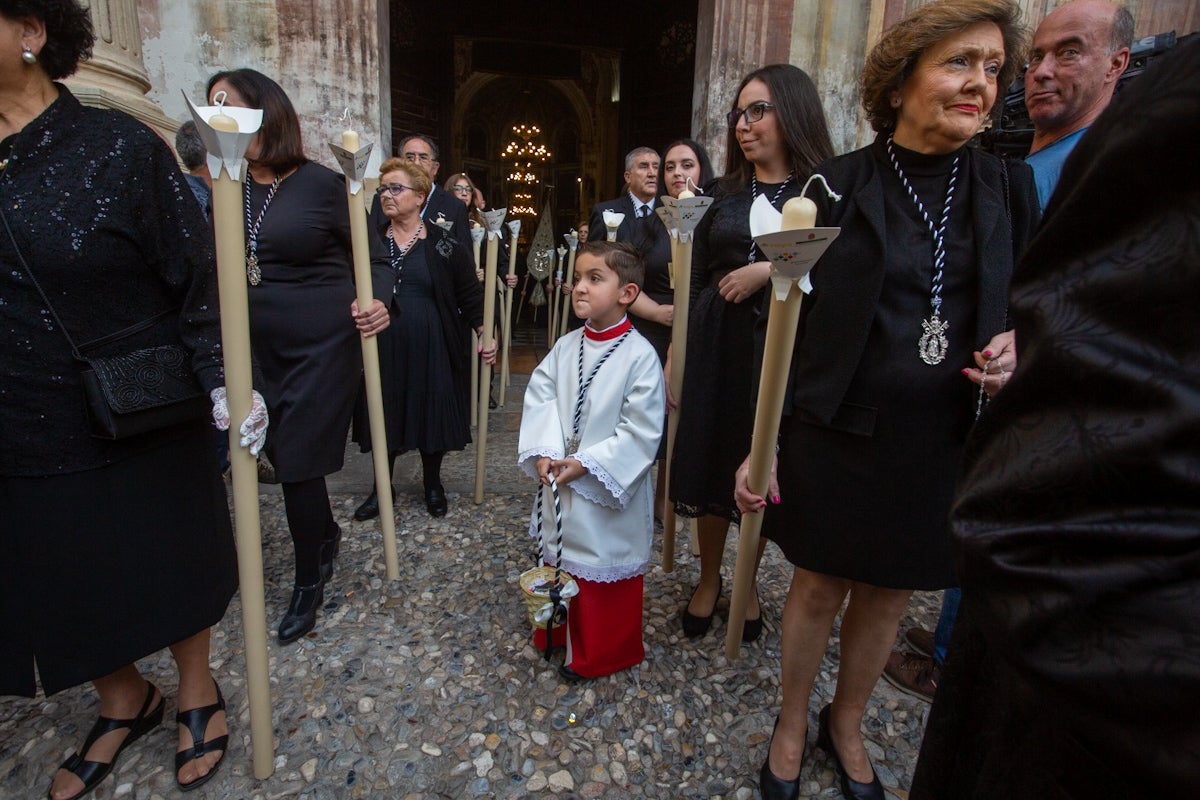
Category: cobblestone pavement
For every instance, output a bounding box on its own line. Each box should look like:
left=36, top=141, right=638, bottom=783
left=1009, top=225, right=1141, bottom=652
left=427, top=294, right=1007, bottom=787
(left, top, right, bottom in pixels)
left=0, top=376, right=940, bottom=800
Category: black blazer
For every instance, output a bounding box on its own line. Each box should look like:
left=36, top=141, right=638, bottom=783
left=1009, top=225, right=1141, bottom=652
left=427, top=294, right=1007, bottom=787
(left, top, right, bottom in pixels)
left=788, top=139, right=1040, bottom=427
left=369, top=183, right=472, bottom=252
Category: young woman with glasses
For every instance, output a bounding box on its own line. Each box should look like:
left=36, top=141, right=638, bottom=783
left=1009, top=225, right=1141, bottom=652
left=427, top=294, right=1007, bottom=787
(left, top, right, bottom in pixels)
left=670, top=64, right=833, bottom=647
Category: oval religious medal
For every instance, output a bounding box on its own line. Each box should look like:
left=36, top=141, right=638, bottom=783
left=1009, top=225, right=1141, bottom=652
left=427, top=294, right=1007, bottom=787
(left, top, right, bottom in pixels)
left=919, top=313, right=949, bottom=365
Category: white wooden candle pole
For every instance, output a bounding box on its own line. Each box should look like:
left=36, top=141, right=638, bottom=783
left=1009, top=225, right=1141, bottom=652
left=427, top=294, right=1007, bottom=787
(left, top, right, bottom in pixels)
left=330, top=130, right=399, bottom=581
left=561, top=231, right=579, bottom=340
left=470, top=226, right=484, bottom=427
left=185, top=94, right=273, bottom=779
left=499, top=220, right=520, bottom=405
left=657, top=190, right=712, bottom=572
left=726, top=177, right=841, bottom=657
left=475, top=209, right=507, bottom=503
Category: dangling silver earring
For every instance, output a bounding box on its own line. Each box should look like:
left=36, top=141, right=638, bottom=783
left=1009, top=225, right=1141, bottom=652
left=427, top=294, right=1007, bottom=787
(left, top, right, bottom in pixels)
left=21, top=47, right=37, bottom=65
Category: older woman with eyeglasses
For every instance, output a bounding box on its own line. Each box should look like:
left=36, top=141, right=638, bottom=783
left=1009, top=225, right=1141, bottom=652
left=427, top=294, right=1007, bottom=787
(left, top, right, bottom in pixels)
left=735, top=3, right=1039, bottom=798
left=352, top=158, right=494, bottom=520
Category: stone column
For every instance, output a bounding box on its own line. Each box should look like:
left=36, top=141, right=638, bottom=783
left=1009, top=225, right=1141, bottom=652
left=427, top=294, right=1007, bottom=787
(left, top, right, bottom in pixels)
left=692, top=0, right=796, bottom=171
left=65, top=0, right=178, bottom=142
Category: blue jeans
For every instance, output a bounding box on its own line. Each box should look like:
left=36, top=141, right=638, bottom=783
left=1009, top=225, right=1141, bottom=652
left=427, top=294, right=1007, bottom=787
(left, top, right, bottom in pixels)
left=932, top=587, right=960, bottom=665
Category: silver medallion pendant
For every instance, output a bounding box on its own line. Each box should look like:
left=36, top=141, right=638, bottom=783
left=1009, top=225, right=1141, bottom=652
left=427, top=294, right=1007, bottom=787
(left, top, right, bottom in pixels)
left=246, top=249, right=261, bottom=286
left=918, top=313, right=949, bottom=365
left=565, top=435, right=580, bottom=456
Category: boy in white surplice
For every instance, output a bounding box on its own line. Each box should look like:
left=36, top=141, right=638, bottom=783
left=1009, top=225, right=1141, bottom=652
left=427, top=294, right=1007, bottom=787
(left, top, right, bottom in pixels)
left=518, top=241, right=665, bottom=681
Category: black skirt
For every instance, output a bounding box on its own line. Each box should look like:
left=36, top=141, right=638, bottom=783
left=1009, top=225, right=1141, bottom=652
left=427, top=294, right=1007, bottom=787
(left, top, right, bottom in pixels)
left=0, top=423, right=237, bottom=696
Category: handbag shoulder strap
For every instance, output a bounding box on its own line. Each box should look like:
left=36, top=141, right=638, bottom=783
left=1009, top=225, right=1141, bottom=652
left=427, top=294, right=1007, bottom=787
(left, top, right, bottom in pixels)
left=1, top=204, right=175, bottom=357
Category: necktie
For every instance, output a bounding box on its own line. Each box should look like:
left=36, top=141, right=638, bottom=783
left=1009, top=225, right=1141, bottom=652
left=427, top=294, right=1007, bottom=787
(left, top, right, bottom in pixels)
left=638, top=204, right=650, bottom=218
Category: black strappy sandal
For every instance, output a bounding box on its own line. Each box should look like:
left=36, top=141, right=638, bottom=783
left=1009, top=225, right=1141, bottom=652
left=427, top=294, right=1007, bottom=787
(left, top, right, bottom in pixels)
left=175, top=681, right=229, bottom=792
left=50, top=681, right=164, bottom=800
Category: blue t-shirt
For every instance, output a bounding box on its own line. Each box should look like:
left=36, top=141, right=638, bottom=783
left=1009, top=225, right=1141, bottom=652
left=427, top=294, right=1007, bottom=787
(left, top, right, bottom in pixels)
left=1025, top=128, right=1088, bottom=210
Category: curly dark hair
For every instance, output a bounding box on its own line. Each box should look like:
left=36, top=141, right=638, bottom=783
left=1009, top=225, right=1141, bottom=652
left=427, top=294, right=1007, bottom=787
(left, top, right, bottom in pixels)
left=206, top=68, right=308, bottom=173
left=719, top=64, right=834, bottom=194
left=1, top=0, right=94, bottom=80
left=861, top=0, right=1026, bottom=133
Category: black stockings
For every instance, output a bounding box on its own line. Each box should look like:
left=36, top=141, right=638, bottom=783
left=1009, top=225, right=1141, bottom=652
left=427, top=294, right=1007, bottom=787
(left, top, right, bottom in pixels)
left=281, top=476, right=336, bottom=585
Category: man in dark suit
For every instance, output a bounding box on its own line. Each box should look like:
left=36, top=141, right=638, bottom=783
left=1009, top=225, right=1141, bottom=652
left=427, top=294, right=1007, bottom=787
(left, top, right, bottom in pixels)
left=586, top=146, right=661, bottom=243
left=370, top=134, right=472, bottom=251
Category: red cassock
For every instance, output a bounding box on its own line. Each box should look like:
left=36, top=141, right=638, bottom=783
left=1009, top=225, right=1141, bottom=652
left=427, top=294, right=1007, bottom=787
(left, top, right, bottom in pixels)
left=531, top=575, right=644, bottom=677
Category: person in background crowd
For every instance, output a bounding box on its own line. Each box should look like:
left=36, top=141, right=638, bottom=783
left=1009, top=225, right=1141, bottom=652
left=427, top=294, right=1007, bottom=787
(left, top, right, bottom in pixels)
left=206, top=68, right=391, bottom=646
left=370, top=134, right=472, bottom=251
left=1024, top=0, right=1132, bottom=207
left=735, top=3, right=1038, bottom=798
left=174, top=119, right=211, bottom=218
left=910, top=33, right=1200, bottom=800
left=672, top=64, right=834, bottom=649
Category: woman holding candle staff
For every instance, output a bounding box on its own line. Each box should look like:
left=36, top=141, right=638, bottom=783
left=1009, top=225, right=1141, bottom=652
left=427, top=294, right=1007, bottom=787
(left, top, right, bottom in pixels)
left=352, top=158, right=495, bottom=521
left=205, top=68, right=392, bottom=646
left=671, top=64, right=833, bottom=644
left=0, top=3, right=268, bottom=796
left=734, top=3, right=1039, bottom=798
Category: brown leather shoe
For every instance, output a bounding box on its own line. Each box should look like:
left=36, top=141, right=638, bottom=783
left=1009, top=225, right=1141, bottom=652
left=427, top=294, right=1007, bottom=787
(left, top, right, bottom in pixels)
left=882, top=651, right=940, bottom=703
left=904, top=627, right=935, bottom=657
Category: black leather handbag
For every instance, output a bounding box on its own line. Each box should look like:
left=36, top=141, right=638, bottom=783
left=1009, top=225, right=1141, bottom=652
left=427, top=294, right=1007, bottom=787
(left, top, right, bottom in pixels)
left=2, top=210, right=209, bottom=440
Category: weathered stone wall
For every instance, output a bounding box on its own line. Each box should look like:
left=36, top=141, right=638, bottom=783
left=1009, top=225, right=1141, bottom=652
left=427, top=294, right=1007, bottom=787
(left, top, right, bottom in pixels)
left=138, top=0, right=390, bottom=168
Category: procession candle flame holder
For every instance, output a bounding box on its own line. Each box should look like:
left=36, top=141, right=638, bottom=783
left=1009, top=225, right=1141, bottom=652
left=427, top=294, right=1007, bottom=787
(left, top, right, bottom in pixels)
left=329, top=131, right=401, bottom=583
left=602, top=209, right=624, bottom=242
left=725, top=175, right=841, bottom=658
left=183, top=92, right=274, bottom=780
left=655, top=191, right=714, bottom=572
left=475, top=208, right=509, bottom=503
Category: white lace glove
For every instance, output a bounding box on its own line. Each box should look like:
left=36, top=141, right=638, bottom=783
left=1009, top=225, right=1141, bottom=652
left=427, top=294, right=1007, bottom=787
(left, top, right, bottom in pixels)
left=210, top=387, right=269, bottom=456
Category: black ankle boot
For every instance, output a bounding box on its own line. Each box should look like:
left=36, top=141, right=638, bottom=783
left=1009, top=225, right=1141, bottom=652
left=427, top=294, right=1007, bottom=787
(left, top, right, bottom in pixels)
left=277, top=582, right=324, bottom=645
left=318, top=526, right=342, bottom=583
left=425, top=484, right=447, bottom=517
left=353, top=490, right=379, bottom=521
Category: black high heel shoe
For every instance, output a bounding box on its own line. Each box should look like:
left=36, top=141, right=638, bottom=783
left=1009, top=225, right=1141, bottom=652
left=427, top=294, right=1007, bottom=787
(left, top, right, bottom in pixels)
left=50, top=682, right=164, bottom=800
left=759, top=715, right=802, bottom=800
left=681, top=575, right=722, bottom=637
left=175, top=681, right=228, bottom=792
left=277, top=581, right=324, bottom=645
left=816, top=705, right=884, bottom=800
left=319, top=525, right=342, bottom=583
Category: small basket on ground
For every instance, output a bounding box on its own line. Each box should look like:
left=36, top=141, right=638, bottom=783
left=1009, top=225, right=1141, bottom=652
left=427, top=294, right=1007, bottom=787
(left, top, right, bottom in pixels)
left=518, top=475, right=578, bottom=644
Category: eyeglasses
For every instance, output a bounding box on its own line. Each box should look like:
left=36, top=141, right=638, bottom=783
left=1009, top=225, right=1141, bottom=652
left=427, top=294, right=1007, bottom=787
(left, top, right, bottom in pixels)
left=451, top=184, right=473, bottom=195
left=402, top=151, right=433, bottom=163
left=377, top=183, right=418, bottom=197
left=726, top=101, right=776, bottom=128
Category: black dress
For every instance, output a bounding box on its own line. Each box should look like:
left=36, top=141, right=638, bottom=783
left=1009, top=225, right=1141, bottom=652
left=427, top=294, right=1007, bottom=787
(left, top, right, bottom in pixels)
left=0, top=88, right=236, bottom=696
left=762, top=137, right=1038, bottom=590
left=354, top=225, right=484, bottom=455
left=671, top=179, right=804, bottom=520
left=246, top=162, right=388, bottom=483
